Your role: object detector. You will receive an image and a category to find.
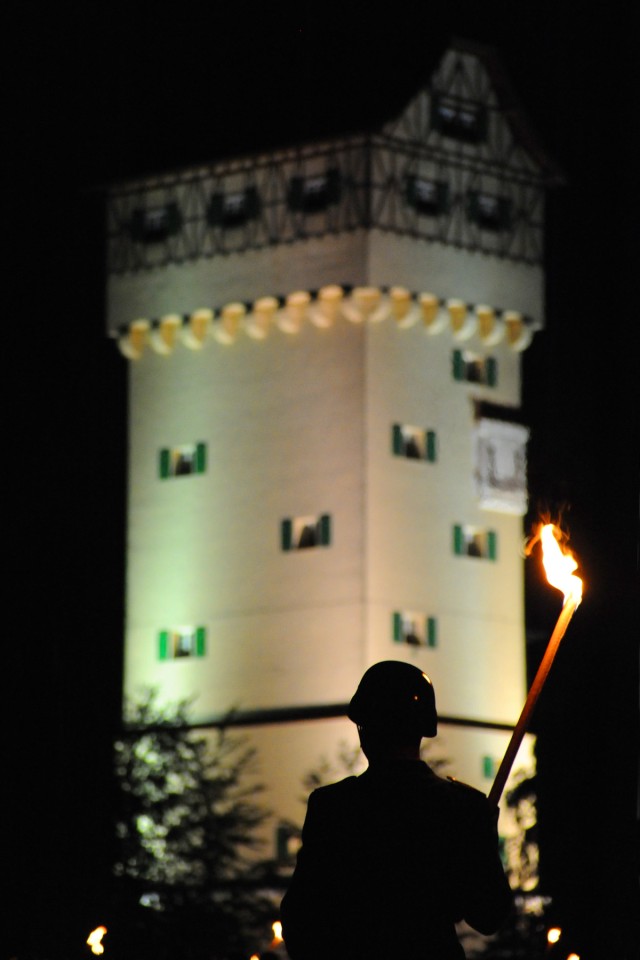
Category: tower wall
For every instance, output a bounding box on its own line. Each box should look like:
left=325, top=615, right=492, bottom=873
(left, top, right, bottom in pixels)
left=126, top=314, right=369, bottom=718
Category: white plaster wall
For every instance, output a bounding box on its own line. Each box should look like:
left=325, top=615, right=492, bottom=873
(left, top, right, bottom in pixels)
left=126, top=316, right=368, bottom=719
left=363, top=299, right=527, bottom=724
left=107, top=232, right=369, bottom=333
left=368, top=232, right=544, bottom=320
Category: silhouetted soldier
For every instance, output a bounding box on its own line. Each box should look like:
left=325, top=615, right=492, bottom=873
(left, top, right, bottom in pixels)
left=281, top=661, right=511, bottom=959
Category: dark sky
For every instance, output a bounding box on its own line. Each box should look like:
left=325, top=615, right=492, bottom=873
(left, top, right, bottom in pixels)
left=6, top=5, right=638, bottom=959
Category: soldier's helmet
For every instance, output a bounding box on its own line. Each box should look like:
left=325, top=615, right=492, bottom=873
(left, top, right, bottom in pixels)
left=348, top=660, right=437, bottom=738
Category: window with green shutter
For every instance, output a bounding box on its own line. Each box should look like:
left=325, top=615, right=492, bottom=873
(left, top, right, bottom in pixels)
left=392, top=424, right=437, bottom=463
left=158, top=627, right=207, bottom=660
left=452, top=350, right=497, bottom=387
left=158, top=442, right=207, bottom=479
left=453, top=525, right=498, bottom=560
left=392, top=611, right=438, bottom=648
left=282, top=514, right=332, bottom=551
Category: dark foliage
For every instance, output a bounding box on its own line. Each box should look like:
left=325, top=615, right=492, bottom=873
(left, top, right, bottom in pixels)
left=112, top=691, right=275, bottom=960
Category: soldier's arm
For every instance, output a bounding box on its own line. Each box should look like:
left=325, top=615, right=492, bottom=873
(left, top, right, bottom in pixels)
left=280, top=789, right=337, bottom=960
left=446, top=778, right=512, bottom=935
left=462, top=794, right=512, bottom=934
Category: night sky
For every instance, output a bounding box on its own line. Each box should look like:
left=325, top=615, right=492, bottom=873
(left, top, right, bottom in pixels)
left=6, top=5, right=638, bottom=959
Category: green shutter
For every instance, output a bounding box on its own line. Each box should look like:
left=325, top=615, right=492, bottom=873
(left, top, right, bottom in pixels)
left=498, top=835, right=507, bottom=866
left=487, top=530, right=498, bottom=560
left=452, top=349, right=464, bottom=381
left=392, top=424, right=403, bottom=456
left=426, top=430, right=437, bottom=462
left=158, top=630, right=169, bottom=660
left=196, top=442, right=207, bottom=474
left=427, top=617, right=437, bottom=648
left=486, top=357, right=498, bottom=387
left=483, top=755, right=494, bottom=778
left=196, top=626, right=206, bottom=657
left=281, top=518, right=292, bottom=551
left=392, top=612, right=402, bottom=643
left=159, top=448, right=171, bottom=479
left=453, top=524, right=464, bottom=555
left=319, top=514, right=331, bottom=546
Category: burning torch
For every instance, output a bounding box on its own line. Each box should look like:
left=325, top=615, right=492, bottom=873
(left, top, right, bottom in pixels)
left=488, top=523, right=583, bottom=806
left=87, top=926, right=107, bottom=955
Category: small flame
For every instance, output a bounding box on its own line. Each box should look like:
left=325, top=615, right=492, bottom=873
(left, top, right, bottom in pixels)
left=271, top=921, right=283, bottom=944
left=547, top=927, right=562, bottom=944
left=537, top=523, right=583, bottom=606
left=87, top=926, right=107, bottom=956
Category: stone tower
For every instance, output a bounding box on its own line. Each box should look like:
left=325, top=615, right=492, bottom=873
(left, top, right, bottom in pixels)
left=106, top=40, right=558, bottom=855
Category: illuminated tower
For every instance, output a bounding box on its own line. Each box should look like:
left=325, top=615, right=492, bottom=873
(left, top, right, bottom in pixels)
left=106, top=41, right=558, bottom=850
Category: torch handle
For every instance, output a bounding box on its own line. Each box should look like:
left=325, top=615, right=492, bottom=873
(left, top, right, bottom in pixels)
left=488, top=598, right=577, bottom=806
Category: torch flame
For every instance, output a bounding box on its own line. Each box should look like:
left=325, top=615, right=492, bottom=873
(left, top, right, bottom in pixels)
left=547, top=926, right=562, bottom=944
left=87, top=926, right=107, bottom=955
left=539, top=523, right=583, bottom=606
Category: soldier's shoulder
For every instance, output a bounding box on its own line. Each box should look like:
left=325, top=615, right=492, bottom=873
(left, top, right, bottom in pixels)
left=310, top=776, right=359, bottom=801
left=443, top=775, right=490, bottom=806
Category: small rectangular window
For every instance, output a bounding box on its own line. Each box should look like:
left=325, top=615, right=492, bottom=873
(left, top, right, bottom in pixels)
left=392, top=611, right=437, bottom=648
left=287, top=169, right=341, bottom=213
left=467, top=191, right=512, bottom=231
left=207, top=187, right=260, bottom=227
left=159, top=442, right=207, bottom=479
left=431, top=94, right=487, bottom=143
left=158, top=626, right=206, bottom=660
left=129, top=203, right=182, bottom=243
left=392, top=424, right=437, bottom=462
left=404, top=176, right=450, bottom=216
left=281, top=514, right=331, bottom=551
left=452, top=350, right=497, bottom=387
left=453, top=525, right=498, bottom=560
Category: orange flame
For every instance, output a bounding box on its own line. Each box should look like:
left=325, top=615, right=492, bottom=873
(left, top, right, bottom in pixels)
left=531, top=523, right=583, bottom=606
left=540, top=523, right=583, bottom=605
left=547, top=927, right=562, bottom=944
left=271, top=921, right=283, bottom=944
left=87, top=926, right=107, bottom=955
